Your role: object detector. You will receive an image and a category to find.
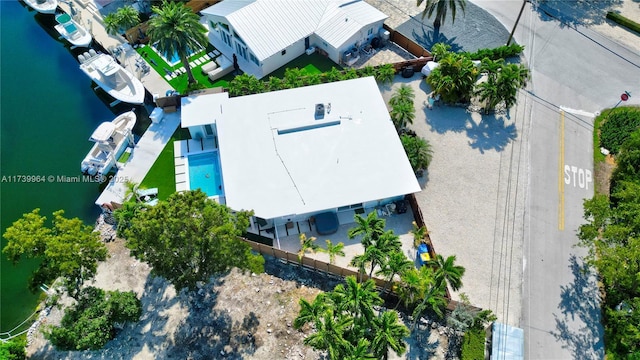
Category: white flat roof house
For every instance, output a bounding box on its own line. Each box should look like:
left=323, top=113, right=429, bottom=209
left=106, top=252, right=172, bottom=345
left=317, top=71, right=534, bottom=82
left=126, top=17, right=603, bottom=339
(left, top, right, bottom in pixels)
left=180, top=77, right=420, bottom=226
left=201, top=0, right=388, bottom=79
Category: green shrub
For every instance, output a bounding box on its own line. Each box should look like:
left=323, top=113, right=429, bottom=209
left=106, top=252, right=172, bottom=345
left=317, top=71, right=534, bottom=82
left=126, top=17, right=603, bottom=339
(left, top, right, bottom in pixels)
left=607, top=12, right=640, bottom=34
left=599, top=107, right=640, bottom=154
left=463, top=44, right=524, bottom=61
left=0, top=338, right=26, bottom=360
left=461, top=328, right=486, bottom=360
left=44, top=287, right=142, bottom=351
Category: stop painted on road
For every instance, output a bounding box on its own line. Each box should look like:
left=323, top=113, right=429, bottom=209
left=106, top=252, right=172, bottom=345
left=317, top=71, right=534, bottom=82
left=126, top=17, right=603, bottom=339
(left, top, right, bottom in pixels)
left=564, top=165, right=592, bottom=190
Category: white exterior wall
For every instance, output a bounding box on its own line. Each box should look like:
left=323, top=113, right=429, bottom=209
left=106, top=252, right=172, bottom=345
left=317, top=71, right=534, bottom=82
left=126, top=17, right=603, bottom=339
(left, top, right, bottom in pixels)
left=259, top=38, right=306, bottom=78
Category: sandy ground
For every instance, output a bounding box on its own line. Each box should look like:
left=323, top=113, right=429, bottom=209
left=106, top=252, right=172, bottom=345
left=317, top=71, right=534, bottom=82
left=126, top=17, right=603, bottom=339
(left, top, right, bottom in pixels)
left=26, top=228, right=461, bottom=359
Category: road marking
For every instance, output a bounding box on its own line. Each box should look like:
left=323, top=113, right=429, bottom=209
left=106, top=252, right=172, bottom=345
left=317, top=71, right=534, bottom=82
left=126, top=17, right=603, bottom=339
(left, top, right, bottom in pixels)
left=558, top=106, right=596, bottom=118
left=558, top=110, right=565, bottom=230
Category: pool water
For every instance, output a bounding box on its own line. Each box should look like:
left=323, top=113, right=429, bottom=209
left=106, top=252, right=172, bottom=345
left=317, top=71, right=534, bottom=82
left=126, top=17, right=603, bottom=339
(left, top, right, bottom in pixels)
left=188, top=152, right=223, bottom=197
left=152, top=43, right=196, bottom=66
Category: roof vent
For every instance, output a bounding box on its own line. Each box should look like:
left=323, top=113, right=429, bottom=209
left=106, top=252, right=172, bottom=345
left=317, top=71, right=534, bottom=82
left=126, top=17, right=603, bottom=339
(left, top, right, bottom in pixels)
left=315, top=103, right=325, bottom=119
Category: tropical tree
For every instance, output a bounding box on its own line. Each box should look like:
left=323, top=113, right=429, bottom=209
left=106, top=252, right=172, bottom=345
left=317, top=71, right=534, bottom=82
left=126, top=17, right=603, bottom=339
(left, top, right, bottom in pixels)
left=371, top=310, right=410, bottom=360
left=410, top=221, right=429, bottom=248
left=411, top=276, right=448, bottom=326
left=350, top=253, right=369, bottom=282
left=348, top=212, right=386, bottom=250
left=389, top=84, right=415, bottom=108
left=417, top=0, right=467, bottom=30
left=294, top=293, right=329, bottom=329
left=124, top=190, right=264, bottom=291
left=325, top=67, right=343, bottom=82
left=104, top=5, right=140, bottom=36
left=298, top=233, right=322, bottom=262
left=496, top=63, right=529, bottom=109
left=324, top=239, right=346, bottom=265
left=332, top=276, right=382, bottom=328
left=303, top=309, right=353, bottom=360
left=430, top=43, right=451, bottom=61
left=343, top=338, right=375, bottom=360
left=395, top=267, right=426, bottom=309
left=147, top=0, right=208, bottom=85
left=284, top=67, right=305, bottom=88
left=401, top=134, right=434, bottom=175
left=427, top=50, right=479, bottom=103
left=365, top=230, right=402, bottom=278
left=375, top=64, right=396, bottom=84
left=428, top=254, right=466, bottom=291
left=3, top=209, right=107, bottom=299
left=390, top=100, right=416, bottom=130
left=376, top=251, right=413, bottom=295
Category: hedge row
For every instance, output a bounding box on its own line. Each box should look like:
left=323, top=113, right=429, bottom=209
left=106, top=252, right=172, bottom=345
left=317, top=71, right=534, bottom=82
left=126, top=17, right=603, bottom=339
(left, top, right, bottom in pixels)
left=607, top=11, right=640, bottom=34
left=600, top=107, right=640, bottom=154
left=462, top=44, right=524, bottom=61
left=461, top=328, right=486, bottom=360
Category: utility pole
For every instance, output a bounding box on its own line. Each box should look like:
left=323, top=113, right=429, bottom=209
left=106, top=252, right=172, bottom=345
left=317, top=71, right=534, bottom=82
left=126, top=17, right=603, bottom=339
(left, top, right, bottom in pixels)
left=507, top=0, right=528, bottom=45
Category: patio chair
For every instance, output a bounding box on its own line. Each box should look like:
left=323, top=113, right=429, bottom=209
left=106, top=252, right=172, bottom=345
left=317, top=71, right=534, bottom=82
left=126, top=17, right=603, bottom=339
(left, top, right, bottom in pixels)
left=136, top=187, right=158, bottom=198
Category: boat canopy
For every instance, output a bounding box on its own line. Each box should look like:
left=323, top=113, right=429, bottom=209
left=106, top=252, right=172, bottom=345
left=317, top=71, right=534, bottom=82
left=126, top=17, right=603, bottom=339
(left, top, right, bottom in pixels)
left=91, top=122, right=116, bottom=142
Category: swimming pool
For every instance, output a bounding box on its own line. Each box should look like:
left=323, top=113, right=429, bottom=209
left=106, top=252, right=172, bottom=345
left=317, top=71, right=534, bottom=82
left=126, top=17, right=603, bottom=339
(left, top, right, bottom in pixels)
left=151, top=42, right=197, bottom=66
left=188, top=152, right=223, bottom=197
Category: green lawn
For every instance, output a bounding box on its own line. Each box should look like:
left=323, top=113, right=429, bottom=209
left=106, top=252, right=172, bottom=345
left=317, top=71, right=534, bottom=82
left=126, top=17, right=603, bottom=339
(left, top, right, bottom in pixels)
left=136, top=45, right=230, bottom=94
left=140, top=128, right=191, bottom=200
left=269, top=52, right=342, bottom=79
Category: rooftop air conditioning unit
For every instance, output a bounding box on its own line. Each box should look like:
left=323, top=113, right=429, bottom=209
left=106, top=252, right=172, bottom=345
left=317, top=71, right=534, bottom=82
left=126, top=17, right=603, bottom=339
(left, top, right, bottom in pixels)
left=315, top=103, right=325, bottom=119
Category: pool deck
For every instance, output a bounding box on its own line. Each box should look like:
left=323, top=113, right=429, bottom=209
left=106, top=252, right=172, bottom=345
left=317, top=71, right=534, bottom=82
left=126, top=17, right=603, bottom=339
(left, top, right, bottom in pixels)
left=57, top=0, right=174, bottom=97
left=94, top=111, right=181, bottom=206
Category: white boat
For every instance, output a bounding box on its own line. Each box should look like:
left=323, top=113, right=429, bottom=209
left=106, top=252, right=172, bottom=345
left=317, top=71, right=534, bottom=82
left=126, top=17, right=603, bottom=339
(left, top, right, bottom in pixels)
left=23, top=0, right=58, bottom=14
left=54, top=12, right=91, bottom=48
left=81, top=111, right=136, bottom=176
left=78, top=50, right=146, bottom=105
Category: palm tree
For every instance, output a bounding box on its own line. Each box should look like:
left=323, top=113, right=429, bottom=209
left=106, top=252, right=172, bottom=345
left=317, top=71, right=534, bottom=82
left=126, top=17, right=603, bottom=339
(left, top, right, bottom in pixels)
left=350, top=254, right=368, bottom=282
left=104, top=5, right=140, bottom=37
left=395, top=268, right=426, bottom=309
left=410, top=221, right=429, bottom=249
left=332, top=276, right=382, bottom=327
left=294, top=293, right=329, bottom=329
left=411, top=277, right=448, bottom=327
left=427, top=52, right=478, bottom=103
left=325, top=67, right=343, bottom=82
left=348, top=212, right=386, bottom=250
left=147, top=0, right=208, bottom=85
left=400, top=134, right=434, bottom=175
left=389, top=84, right=415, bottom=108
left=390, top=101, right=416, bottom=130
left=428, top=254, right=466, bottom=291
left=375, top=64, right=396, bottom=84
left=475, top=73, right=500, bottom=113
left=325, top=240, right=345, bottom=265
left=496, top=63, right=529, bottom=109
left=376, top=251, right=413, bottom=295
left=343, top=338, right=376, bottom=360
left=298, top=233, right=321, bottom=262
left=124, top=180, right=141, bottom=202
left=430, top=43, right=451, bottom=61
left=371, top=310, right=410, bottom=360
left=366, top=230, right=402, bottom=278
left=417, top=0, right=467, bottom=30
left=304, top=310, right=353, bottom=360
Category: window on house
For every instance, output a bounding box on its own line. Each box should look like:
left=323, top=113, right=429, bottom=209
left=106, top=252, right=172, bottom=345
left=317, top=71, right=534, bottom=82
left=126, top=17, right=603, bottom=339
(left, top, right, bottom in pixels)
left=221, top=31, right=231, bottom=47
left=249, top=53, right=259, bottom=66
left=233, top=31, right=246, bottom=45
left=281, top=49, right=286, bottom=56
left=220, top=23, right=229, bottom=31
left=368, top=27, right=374, bottom=36
left=204, top=124, right=214, bottom=137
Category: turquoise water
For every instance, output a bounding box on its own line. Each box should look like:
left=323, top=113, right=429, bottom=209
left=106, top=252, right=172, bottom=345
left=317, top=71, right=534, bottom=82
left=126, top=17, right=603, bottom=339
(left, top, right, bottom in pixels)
left=0, top=2, right=149, bottom=333
left=152, top=42, right=196, bottom=66
left=188, top=152, right=223, bottom=196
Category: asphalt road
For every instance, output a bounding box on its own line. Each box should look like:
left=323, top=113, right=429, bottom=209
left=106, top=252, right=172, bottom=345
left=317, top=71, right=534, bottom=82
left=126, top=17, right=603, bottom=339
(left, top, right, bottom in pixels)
left=473, top=0, right=640, bottom=359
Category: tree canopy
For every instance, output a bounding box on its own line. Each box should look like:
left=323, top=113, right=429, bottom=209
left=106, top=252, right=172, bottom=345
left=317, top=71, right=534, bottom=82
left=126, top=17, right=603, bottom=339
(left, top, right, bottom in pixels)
left=3, top=209, right=107, bottom=299
left=578, top=124, right=640, bottom=358
left=124, top=190, right=264, bottom=291
left=147, top=0, right=208, bottom=85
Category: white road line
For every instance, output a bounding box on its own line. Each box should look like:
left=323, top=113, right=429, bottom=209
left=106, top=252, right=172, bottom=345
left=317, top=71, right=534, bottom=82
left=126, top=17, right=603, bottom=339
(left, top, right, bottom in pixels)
left=558, top=106, right=596, bottom=118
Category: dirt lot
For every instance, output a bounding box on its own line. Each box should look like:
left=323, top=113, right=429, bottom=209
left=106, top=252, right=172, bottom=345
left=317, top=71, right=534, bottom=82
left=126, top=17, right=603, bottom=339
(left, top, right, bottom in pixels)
left=594, top=155, right=616, bottom=196
left=26, top=227, right=460, bottom=360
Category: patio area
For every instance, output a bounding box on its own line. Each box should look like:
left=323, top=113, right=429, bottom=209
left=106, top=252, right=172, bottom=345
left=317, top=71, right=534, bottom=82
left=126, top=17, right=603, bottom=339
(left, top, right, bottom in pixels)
left=247, top=205, right=420, bottom=273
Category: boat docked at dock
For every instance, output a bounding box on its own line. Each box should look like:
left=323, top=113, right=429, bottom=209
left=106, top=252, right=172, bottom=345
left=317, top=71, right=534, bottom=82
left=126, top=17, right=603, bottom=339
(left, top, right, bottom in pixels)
left=23, top=0, right=58, bottom=14
left=81, top=111, right=136, bottom=176
left=78, top=49, right=146, bottom=105
left=54, top=12, right=91, bottom=48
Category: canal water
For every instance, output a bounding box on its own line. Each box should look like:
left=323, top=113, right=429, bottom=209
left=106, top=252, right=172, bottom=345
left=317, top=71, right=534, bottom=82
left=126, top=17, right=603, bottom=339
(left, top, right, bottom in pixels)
left=0, top=1, right=150, bottom=333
